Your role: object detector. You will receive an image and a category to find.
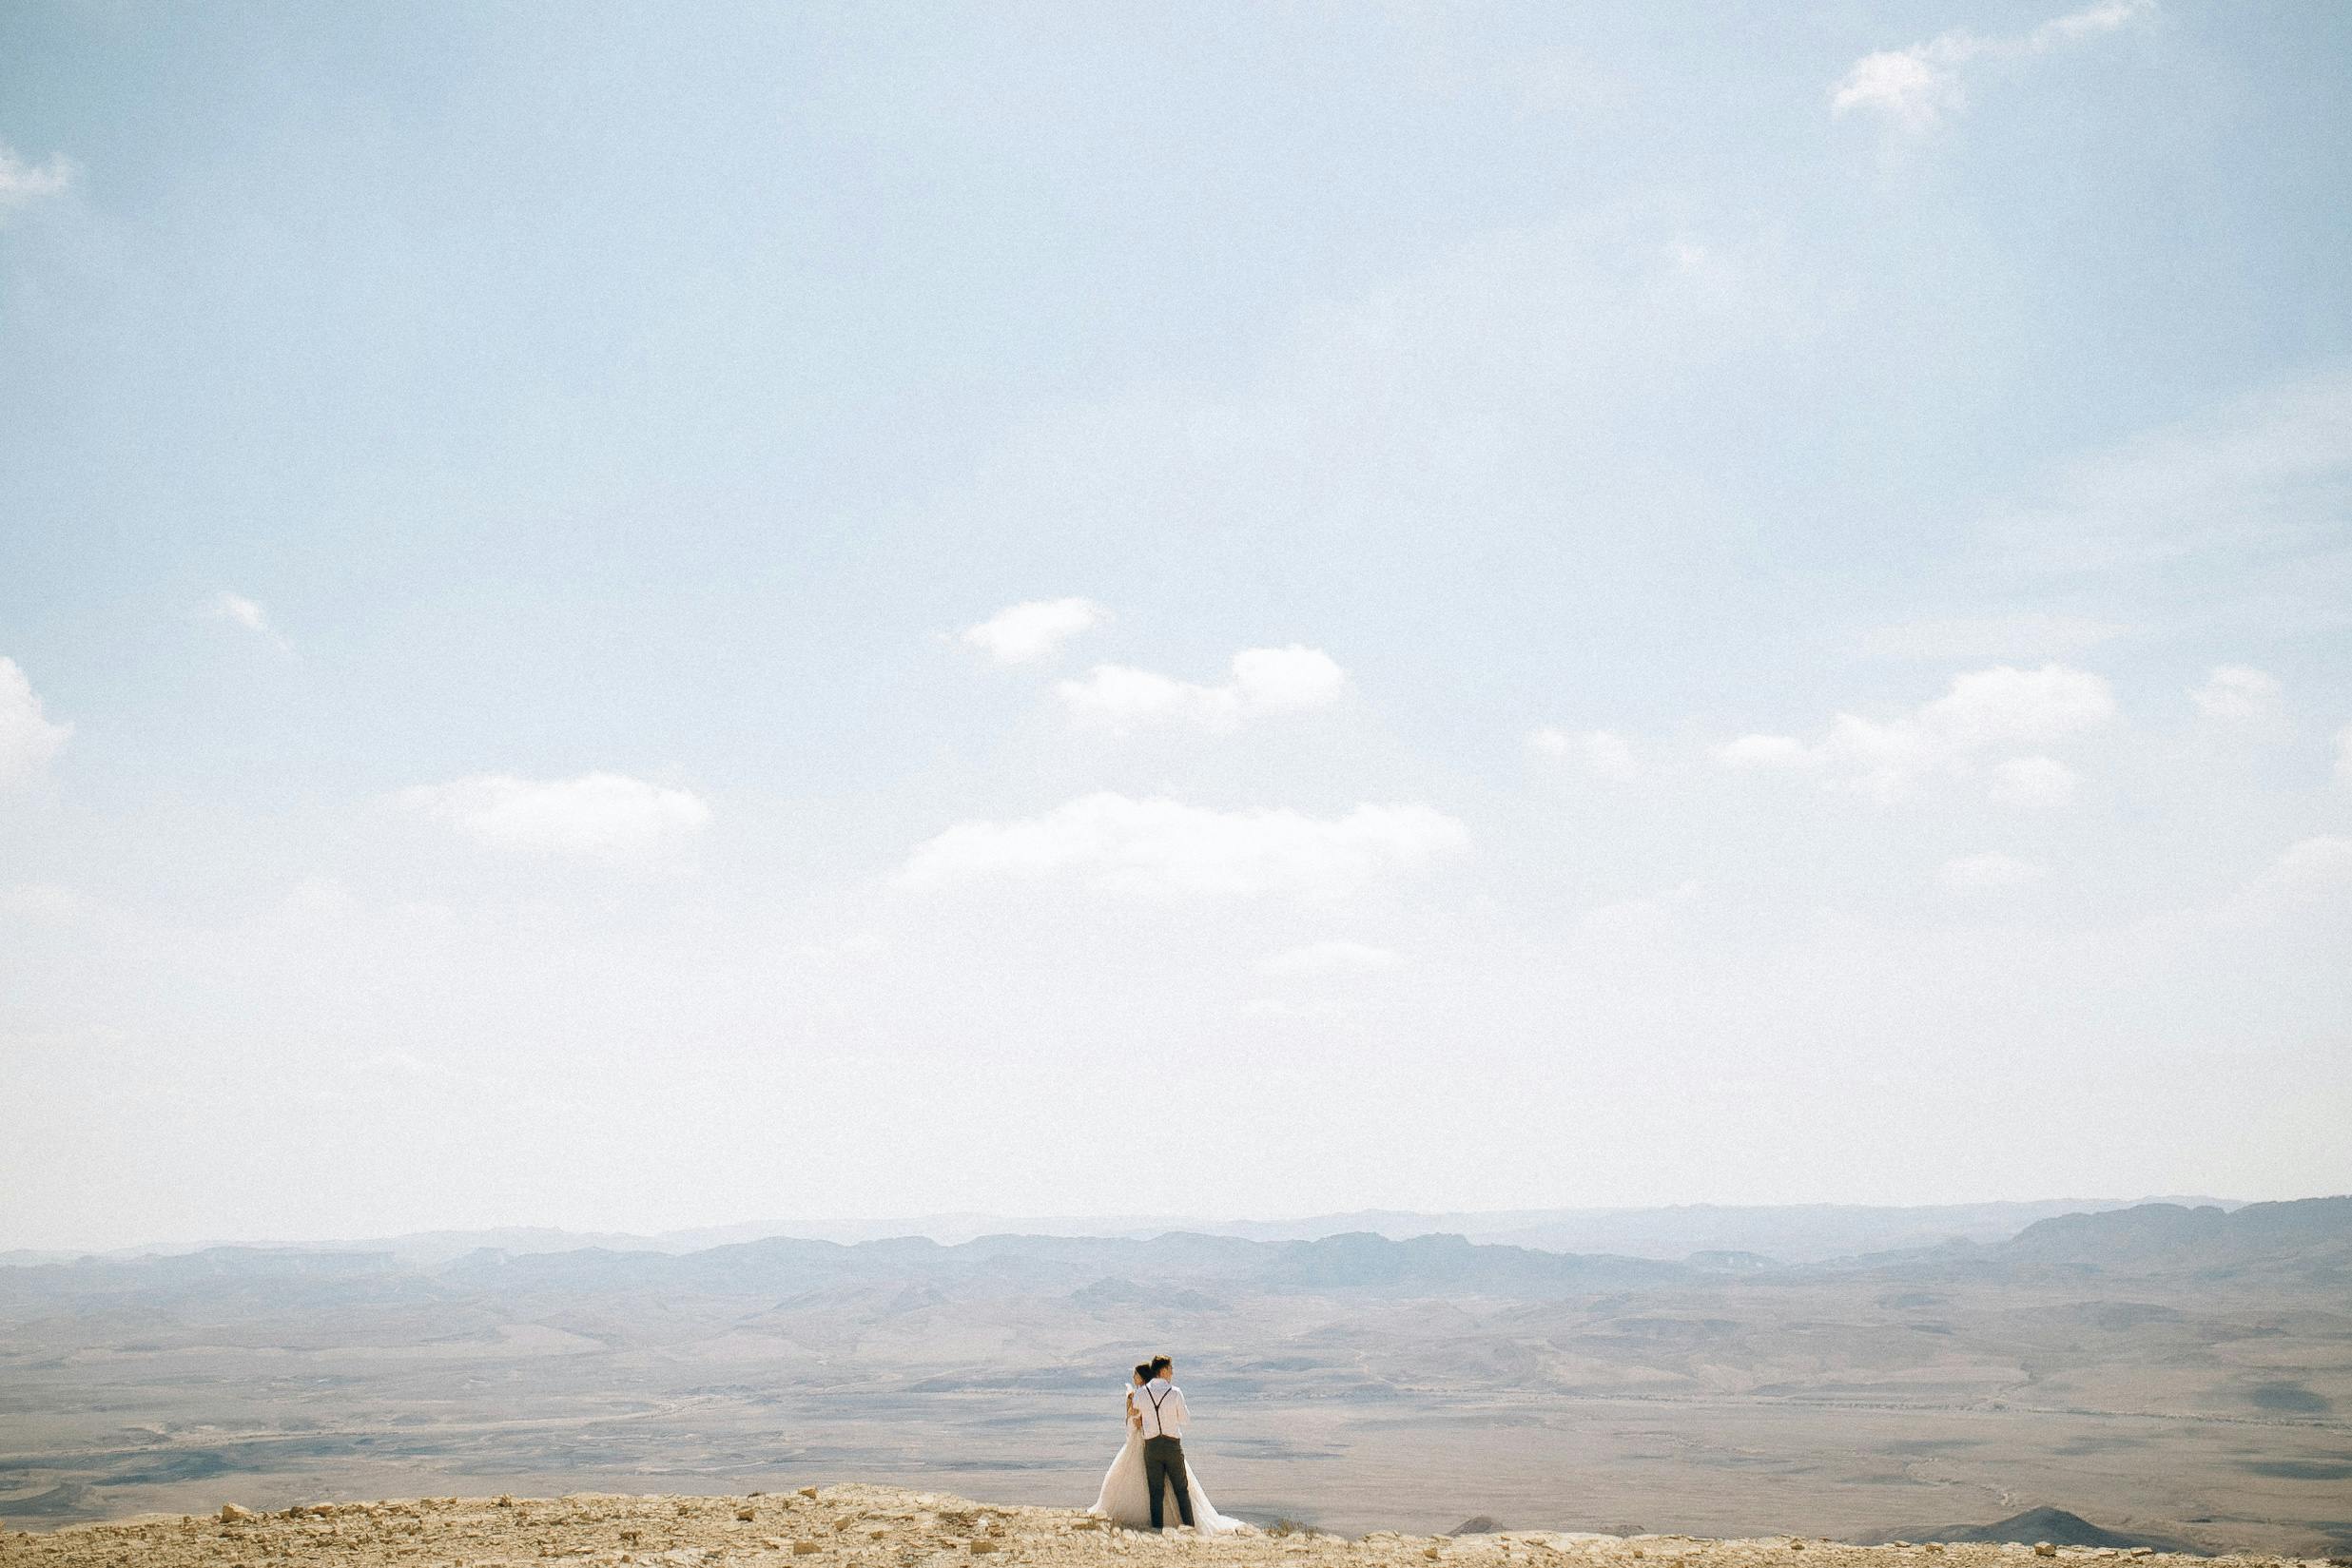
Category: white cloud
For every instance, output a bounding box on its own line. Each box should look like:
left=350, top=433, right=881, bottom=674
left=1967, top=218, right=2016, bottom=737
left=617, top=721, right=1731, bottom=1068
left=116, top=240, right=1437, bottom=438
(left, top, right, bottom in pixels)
left=0, top=142, right=73, bottom=217
left=1230, top=645, right=1349, bottom=710
left=2189, top=665, right=2282, bottom=722
left=1831, top=48, right=1962, bottom=134
left=2261, top=836, right=2352, bottom=896
left=1905, top=663, right=2118, bottom=747
left=2224, top=833, right=2352, bottom=921
left=1987, top=754, right=2079, bottom=810
left=0, top=658, right=71, bottom=786
left=1939, top=852, right=2047, bottom=892
left=398, top=772, right=711, bottom=860
left=1258, top=939, right=1401, bottom=978
left=900, top=792, right=1467, bottom=899
left=960, top=597, right=1108, bottom=664
left=204, top=590, right=293, bottom=653
left=210, top=592, right=267, bottom=631
left=1529, top=726, right=1637, bottom=779
left=1718, top=665, right=2116, bottom=803
left=1832, top=0, right=2151, bottom=134
left=1054, top=664, right=1222, bottom=726
left=1058, top=645, right=1348, bottom=731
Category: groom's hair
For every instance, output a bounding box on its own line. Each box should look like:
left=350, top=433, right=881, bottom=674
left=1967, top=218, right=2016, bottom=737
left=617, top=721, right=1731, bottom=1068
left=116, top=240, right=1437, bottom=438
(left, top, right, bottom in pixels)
left=1148, top=1356, right=1172, bottom=1378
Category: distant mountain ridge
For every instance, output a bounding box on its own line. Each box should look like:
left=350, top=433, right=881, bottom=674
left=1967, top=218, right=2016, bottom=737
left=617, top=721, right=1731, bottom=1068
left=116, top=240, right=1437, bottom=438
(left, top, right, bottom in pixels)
left=6, top=1198, right=2344, bottom=1311
left=427, top=1227, right=1697, bottom=1305
left=1992, top=1197, right=2352, bottom=1287
left=1219, top=1198, right=2248, bottom=1263
left=0, top=1195, right=2253, bottom=1270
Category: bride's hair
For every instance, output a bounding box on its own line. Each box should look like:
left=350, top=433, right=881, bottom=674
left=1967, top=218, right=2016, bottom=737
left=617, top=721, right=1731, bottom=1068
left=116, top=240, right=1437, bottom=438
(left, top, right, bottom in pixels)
left=1132, top=1363, right=1152, bottom=1384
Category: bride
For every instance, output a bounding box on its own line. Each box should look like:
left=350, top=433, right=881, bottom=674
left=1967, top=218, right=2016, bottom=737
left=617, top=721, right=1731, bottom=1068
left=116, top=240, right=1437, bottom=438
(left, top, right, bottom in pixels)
left=1088, top=1364, right=1251, bottom=1533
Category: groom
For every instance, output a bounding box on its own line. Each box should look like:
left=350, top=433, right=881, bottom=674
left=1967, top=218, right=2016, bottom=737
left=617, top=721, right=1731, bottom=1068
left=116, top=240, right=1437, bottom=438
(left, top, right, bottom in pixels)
left=1134, top=1355, right=1195, bottom=1531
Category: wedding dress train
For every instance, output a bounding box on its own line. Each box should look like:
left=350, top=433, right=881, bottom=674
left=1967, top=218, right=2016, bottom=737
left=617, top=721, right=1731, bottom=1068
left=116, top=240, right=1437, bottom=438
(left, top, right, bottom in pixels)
left=1087, top=1424, right=1250, bottom=1533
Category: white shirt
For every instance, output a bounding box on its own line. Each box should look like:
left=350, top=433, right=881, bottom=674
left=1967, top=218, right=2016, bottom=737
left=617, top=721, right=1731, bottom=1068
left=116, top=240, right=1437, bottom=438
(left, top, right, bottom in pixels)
left=1134, top=1377, right=1189, bottom=1439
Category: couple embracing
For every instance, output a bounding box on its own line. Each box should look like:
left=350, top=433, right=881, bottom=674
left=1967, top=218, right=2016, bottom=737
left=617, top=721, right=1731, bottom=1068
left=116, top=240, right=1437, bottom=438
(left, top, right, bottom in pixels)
left=1086, top=1356, right=1250, bottom=1534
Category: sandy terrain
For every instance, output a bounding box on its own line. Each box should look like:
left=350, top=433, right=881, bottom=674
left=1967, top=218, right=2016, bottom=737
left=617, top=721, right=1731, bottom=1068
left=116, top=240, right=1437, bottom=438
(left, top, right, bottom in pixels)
left=2, top=1485, right=2341, bottom=1568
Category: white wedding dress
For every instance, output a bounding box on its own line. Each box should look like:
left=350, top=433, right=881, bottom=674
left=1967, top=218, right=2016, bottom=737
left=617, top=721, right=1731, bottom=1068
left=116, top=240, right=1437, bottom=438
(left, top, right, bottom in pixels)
left=1087, top=1395, right=1250, bottom=1533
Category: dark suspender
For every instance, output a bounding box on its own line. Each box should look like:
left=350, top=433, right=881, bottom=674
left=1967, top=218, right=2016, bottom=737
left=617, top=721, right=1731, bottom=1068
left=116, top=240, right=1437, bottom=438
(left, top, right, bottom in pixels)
left=1144, top=1383, right=1175, bottom=1437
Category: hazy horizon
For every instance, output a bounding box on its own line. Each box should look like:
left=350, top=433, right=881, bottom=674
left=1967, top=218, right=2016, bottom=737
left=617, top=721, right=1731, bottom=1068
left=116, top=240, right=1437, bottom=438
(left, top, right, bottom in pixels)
left=2, top=1190, right=2288, bottom=1260
left=5, top=2, right=2350, bottom=1253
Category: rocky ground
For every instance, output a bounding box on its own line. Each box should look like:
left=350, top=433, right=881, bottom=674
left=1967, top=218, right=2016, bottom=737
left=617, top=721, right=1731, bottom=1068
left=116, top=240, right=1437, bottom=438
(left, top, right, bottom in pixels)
left=1, top=1485, right=2342, bottom=1568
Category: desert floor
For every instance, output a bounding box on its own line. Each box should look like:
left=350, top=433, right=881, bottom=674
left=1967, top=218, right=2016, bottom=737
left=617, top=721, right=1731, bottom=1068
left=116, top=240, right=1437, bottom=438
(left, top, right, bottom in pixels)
left=0, top=1484, right=2340, bottom=1568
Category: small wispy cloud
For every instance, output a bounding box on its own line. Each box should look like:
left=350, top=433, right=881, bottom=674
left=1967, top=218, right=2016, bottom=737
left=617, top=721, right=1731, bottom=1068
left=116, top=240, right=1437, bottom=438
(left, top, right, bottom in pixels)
left=0, top=657, right=71, bottom=787
left=1716, top=664, right=2115, bottom=803
left=961, top=597, right=1108, bottom=665
left=901, top=792, right=1465, bottom=900
left=2189, top=666, right=2282, bottom=723
left=0, top=142, right=74, bottom=218
left=1528, top=726, right=1637, bottom=779
left=1058, top=646, right=1348, bottom=732
left=204, top=591, right=294, bottom=653
left=398, top=772, right=712, bottom=861
left=1831, top=0, right=2152, bottom=135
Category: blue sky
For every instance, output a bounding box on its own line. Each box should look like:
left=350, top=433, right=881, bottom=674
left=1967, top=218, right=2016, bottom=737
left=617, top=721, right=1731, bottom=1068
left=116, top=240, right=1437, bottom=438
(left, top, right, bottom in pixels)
left=2, top=1, right=2348, bottom=1249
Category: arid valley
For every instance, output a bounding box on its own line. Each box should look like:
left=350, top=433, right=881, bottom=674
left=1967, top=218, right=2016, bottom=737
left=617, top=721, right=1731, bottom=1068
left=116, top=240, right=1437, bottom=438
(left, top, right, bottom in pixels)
left=5, top=1201, right=2348, bottom=1558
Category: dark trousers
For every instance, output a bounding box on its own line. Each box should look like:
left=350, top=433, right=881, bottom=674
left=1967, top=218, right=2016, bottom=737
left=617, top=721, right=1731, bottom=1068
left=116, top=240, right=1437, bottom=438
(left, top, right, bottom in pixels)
left=1141, top=1435, right=1194, bottom=1529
